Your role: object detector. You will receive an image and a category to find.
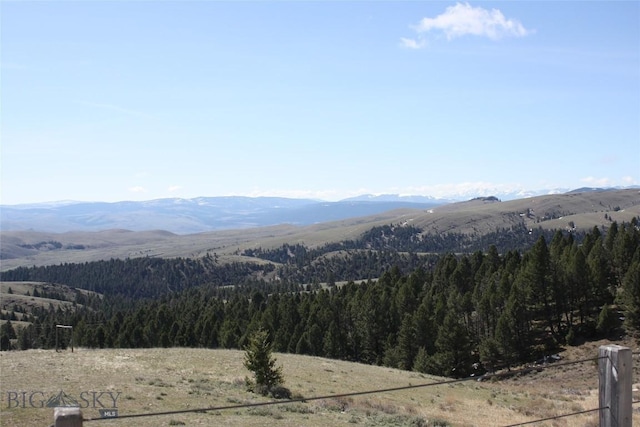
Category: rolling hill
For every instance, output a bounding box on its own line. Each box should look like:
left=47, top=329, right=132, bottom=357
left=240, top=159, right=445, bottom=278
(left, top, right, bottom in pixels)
left=0, top=188, right=638, bottom=271
left=1, top=189, right=639, bottom=427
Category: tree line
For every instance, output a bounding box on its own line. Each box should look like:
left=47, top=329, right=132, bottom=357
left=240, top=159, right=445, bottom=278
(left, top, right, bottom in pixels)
left=1, top=223, right=563, bottom=300
left=2, top=220, right=638, bottom=379
left=0, top=254, right=272, bottom=299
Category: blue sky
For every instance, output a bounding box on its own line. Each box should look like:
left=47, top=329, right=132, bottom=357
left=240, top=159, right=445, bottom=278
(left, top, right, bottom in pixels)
left=2, top=1, right=639, bottom=204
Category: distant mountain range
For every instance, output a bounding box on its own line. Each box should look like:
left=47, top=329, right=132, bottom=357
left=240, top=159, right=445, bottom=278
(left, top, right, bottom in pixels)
left=0, top=196, right=444, bottom=234
left=1, top=187, right=636, bottom=234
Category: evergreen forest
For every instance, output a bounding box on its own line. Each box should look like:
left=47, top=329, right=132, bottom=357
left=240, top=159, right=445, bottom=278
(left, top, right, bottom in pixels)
left=1, top=219, right=639, bottom=379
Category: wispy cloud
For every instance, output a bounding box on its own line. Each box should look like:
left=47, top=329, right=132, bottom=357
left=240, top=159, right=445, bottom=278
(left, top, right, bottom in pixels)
left=167, top=185, right=182, bottom=193
left=399, top=37, right=427, bottom=50
left=580, top=176, right=639, bottom=188
left=244, top=182, right=536, bottom=201
left=397, top=182, right=529, bottom=199
left=405, top=2, right=532, bottom=43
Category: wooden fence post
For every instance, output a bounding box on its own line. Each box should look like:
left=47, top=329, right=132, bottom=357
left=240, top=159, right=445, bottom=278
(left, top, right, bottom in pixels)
left=54, top=407, right=83, bottom=427
left=598, top=344, right=632, bottom=427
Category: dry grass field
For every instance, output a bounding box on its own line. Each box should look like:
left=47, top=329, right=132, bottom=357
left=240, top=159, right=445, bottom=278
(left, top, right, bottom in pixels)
left=1, top=340, right=638, bottom=427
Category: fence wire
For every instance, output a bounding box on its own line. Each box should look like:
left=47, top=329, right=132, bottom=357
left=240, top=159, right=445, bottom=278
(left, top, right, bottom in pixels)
left=80, top=355, right=604, bottom=424
left=503, top=405, right=607, bottom=427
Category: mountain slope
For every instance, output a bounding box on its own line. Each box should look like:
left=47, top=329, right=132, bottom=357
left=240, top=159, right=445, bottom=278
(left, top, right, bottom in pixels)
left=0, top=197, right=443, bottom=234
left=1, top=189, right=638, bottom=271
left=412, top=188, right=639, bottom=235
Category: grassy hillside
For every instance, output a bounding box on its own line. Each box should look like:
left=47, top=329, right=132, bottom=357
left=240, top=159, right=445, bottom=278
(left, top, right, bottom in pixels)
left=411, top=189, right=640, bottom=235
left=0, top=282, right=100, bottom=323
left=1, top=189, right=638, bottom=271
left=2, top=343, right=638, bottom=427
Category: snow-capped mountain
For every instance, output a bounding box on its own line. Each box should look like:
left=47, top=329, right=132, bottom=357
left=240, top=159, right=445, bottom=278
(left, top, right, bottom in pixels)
left=3, top=187, right=635, bottom=234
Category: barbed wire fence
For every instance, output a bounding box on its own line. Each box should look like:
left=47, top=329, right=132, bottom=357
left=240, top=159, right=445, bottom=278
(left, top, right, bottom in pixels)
left=49, top=348, right=635, bottom=426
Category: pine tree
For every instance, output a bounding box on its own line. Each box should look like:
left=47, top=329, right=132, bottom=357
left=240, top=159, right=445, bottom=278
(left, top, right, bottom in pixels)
left=622, top=256, right=640, bottom=331
left=323, top=320, right=345, bottom=359
left=396, top=313, right=417, bottom=370
left=596, top=305, right=617, bottom=337
left=0, top=320, right=16, bottom=351
left=17, top=325, right=33, bottom=350
left=495, top=278, right=531, bottom=366
left=522, top=236, right=557, bottom=336
left=430, top=310, right=473, bottom=377
left=0, top=334, right=10, bottom=351
left=1, top=320, right=17, bottom=339
left=243, top=328, right=285, bottom=396
left=412, top=346, right=430, bottom=373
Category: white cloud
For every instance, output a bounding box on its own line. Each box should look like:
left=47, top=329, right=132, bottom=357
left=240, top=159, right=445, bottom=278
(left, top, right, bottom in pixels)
left=399, top=37, right=427, bottom=50
left=621, top=176, right=637, bottom=185
left=581, top=176, right=639, bottom=188
left=580, top=176, right=612, bottom=187
left=128, top=186, right=147, bottom=193
left=167, top=185, right=182, bottom=193
left=412, top=2, right=532, bottom=41
left=243, top=182, right=535, bottom=201
left=397, top=182, right=527, bottom=199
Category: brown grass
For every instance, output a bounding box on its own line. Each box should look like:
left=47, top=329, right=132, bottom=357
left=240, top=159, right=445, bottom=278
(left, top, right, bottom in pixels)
left=2, top=344, right=637, bottom=427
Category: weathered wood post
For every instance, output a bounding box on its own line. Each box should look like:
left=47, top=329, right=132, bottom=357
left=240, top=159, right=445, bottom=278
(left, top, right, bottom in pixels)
left=54, top=407, right=83, bottom=427
left=598, top=345, right=632, bottom=427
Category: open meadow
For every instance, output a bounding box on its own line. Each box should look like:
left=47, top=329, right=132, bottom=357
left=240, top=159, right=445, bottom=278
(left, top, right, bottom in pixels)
left=1, top=341, right=638, bottom=427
